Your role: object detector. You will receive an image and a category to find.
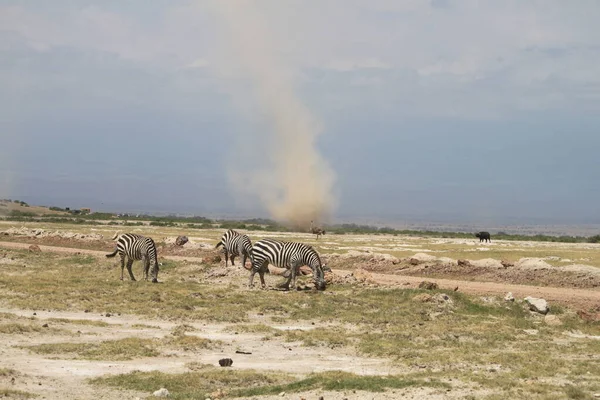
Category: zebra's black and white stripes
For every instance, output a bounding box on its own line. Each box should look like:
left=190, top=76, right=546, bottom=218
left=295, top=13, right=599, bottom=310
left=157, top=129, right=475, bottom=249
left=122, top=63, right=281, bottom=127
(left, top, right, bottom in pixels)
left=250, top=239, right=326, bottom=290
left=106, top=233, right=159, bottom=283
left=215, top=229, right=253, bottom=268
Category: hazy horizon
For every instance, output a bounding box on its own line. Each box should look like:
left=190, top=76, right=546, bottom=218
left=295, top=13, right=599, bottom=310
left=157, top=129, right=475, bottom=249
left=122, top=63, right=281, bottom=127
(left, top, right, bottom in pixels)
left=2, top=1, right=600, bottom=226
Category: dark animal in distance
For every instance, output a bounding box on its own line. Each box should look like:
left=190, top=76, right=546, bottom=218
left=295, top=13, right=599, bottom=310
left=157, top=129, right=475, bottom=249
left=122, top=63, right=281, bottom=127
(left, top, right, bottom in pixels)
left=215, top=229, right=253, bottom=268
left=249, top=239, right=326, bottom=291
left=106, top=233, right=159, bottom=282
left=475, top=231, right=491, bottom=243
left=310, top=220, right=325, bottom=239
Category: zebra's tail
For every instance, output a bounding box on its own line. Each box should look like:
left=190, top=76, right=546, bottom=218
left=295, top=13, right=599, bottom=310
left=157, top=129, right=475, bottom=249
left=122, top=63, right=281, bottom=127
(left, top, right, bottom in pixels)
left=110, top=231, right=120, bottom=240
left=106, top=249, right=118, bottom=258
left=215, top=241, right=223, bottom=249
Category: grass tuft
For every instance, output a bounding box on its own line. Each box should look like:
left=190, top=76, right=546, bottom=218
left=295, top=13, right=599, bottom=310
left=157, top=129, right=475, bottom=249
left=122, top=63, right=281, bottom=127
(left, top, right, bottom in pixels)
left=23, top=338, right=159, bottom=360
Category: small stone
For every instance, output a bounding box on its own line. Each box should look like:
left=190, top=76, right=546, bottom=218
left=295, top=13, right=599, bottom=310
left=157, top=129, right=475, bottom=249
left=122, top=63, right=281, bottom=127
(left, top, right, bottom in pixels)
left=218, top=358, right=233, bottom=367
left=28, top=244, right=41, bottom=253
left=153, top=388, right=170, bottom=397
left=413, top=293, right=433, bottom=302
left=279, top=392, right=286, bottom=397
left=175, top=236, right=189, bottom=246
left=42, top=323, right=48, bottom=328
left=504, top=292, right=515, bottom=302
left=457, top=259, right=470, bottom=267
left=105, top=313, right=111, bottom=317
left=418, top=281, right=438, bottom=290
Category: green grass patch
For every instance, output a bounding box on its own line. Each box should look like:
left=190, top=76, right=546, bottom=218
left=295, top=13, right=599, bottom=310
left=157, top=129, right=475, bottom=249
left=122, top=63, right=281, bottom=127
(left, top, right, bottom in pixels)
left=23, top=338, right=159, bottom=360
left=283, top=327, right=351, bottom=348
left=46, top=318, right=110, bottom=327
left=0, top=368, right=18, bottom=376
left=0, top=323, right=43, bottom=334
left=63, top=254, right=96, bottom=265
left=0, top=388, right=37, bottom=399
left=91, top=369, right=447, bottom=399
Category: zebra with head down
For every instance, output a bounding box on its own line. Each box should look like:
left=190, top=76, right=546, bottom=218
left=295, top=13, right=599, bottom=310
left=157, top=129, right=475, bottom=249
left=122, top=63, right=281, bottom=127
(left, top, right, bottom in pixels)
left=215, top=229, right=253, bottom=268
left=249, top=239, right=326, bottom=291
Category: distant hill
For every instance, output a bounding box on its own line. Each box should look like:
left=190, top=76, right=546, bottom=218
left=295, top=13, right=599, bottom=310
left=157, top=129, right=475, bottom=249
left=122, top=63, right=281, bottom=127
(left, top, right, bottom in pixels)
left=0, top=199, right=71, bottom=217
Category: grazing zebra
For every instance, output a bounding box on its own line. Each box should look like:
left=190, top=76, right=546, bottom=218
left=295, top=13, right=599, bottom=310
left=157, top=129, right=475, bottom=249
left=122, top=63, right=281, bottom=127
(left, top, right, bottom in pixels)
left=249, top=239, right=326, bottom=290
left=215, top=229, right=253, bottom=268
left=310, top=220, right=325, bottom=239
left=106, top=233, right=159, bottom=283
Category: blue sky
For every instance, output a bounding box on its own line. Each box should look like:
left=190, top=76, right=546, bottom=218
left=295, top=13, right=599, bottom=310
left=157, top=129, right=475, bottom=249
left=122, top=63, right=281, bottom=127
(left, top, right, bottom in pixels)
left=1, top=1, right=599, bottom=224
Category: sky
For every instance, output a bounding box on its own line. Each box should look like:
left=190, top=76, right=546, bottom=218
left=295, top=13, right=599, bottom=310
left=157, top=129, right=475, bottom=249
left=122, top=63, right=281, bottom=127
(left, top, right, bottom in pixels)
left=1, top=0, right=600, bottom=225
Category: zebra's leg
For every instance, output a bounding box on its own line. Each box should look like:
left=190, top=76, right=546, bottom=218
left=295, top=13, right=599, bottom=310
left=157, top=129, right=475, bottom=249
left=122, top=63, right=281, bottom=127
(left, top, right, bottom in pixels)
left=224, top=250, right=229, bottom=268
left=248, top=266, right=257, bottom=287
left=142, top=255, right=149, bottom=281
left=230, top=255, right=235, bottom=266
left=249, top=261, right=268, bottom=288
left=126, top=259, right=136, bottom=281
left=258, top=263, right=268, bottom=288
left=289, top=262, right=301, bottom=290
left=119, top=254, right=125, bottom=280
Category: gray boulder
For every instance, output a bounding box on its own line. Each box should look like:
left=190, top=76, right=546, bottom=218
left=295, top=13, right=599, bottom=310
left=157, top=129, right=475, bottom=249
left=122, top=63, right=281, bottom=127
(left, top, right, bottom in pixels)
left=524, top=296, right=549, bottom=315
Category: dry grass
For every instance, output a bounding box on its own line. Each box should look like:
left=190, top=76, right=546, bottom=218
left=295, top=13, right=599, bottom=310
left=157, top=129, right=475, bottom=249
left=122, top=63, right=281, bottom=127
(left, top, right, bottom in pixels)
left=0, top=388, right=36, bottom=399
left=1, top=223, right=600, bottom=399
left=23, top=337, right=159, bottom=361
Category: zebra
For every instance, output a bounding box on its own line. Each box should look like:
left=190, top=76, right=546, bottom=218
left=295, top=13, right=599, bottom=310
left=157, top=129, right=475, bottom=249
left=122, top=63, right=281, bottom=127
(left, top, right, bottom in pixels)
left=249, top=239, right=326, bottom=291
left=215, top=229, right=253, bottom=268
left=106, top=233, right=159, bottom=283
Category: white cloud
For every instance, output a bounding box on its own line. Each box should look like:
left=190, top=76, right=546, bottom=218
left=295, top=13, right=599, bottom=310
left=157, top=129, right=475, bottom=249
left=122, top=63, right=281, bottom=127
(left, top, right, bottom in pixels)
left=324, top=58, right=392, bottom=72
left=1, top=1, right=600, bottom=118
left=182, top=58, right=209, bottom=69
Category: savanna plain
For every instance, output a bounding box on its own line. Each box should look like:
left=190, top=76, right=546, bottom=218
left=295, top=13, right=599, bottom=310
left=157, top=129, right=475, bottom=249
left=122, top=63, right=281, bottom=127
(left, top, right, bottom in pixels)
left=0, top=220, right=599, bottom=400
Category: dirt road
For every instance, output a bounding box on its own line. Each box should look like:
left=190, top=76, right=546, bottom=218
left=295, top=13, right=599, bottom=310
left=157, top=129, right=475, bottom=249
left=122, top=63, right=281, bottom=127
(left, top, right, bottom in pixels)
left=1, top=240, right=598, bottom=310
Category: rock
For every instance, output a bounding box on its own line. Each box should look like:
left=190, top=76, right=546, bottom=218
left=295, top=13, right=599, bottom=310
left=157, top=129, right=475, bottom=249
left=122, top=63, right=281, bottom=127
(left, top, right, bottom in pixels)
left=504, top=292, right=515, bottom=302
left=409, top=258, right=420, bottom=265
left=175, top=236, right=189, bottom=246
left=153, top=388, right=170, bottom=397
left=205, top=253, right=222, bottom=264
left=352, top=268, right=374, bottom=283
left=524, top=296, right=549, bottom=315
left=42, top=323, right=48, bottom=328
left=218, top=358, right=233, bottom=367
left=501, top=260, right=514, bottom=268
left=279, top=392, right=286, bottom=397
left=413, top=293, right=433, bottom=302
left=434, top=293, right=452, bottom=304
left=457, top=259, right=470, bottom=267
left=418, top=281, right=438, bottom=290
left=28, top=245, right=41, bottom=253
left=544, top=315, right=563, bottom=326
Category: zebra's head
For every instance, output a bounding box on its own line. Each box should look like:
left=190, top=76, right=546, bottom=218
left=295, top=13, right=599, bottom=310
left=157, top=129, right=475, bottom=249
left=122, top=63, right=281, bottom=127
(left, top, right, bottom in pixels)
left=313, top=263, right=327, bottom=291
